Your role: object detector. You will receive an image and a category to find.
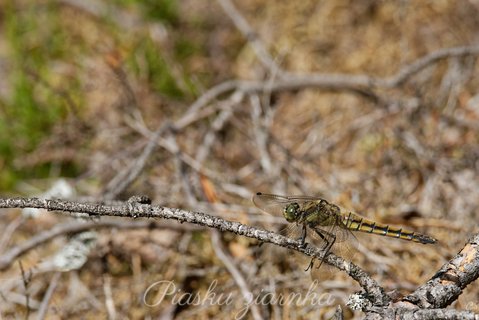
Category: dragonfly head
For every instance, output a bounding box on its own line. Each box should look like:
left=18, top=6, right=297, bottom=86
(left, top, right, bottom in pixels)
left=283, top=202, right=300, bottom=222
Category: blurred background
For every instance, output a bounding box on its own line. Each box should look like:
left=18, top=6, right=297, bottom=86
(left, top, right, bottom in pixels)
left=1, top=0, right=479, bottom=319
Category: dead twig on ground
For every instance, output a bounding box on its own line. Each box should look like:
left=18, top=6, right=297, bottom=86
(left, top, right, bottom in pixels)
left=104, top=125, right=169, bottom=199
left=182, top=45, right=479, bottom=116
left=216, top=0, right=285, bottom=77
left=211, top=230, right=264, bottom=320
left=36, top=272, right=61, bottom=320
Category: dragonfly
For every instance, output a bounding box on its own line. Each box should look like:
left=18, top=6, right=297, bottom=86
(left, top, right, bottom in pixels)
left=253, top=192, right=437, bottom=271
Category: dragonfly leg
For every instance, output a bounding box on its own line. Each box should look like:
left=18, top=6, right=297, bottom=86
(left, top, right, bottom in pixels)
left=313, top=229, right=336, bottom=269
left=296, top=224, right=307, bottom=247
left=305, top=257, right=315, bottom=272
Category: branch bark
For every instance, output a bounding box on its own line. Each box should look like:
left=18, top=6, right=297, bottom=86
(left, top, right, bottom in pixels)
left=401, top=233, right=479, bottom=309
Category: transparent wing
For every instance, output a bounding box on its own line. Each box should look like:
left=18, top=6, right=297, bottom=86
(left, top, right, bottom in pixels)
left=309, top=224, right=359, bottom=281
left=315, top=222, right=358, bottom=256
left=279, top=223, right=302, bottom=240
left=307, top=225, right=332, bottom=250
left=252, top=192, right=324, bottom=217
left=330, top=227, right=358, bottom=261
left=329, top=220, right=352, bottom=243
left=252, top=193, right=292, bottom=217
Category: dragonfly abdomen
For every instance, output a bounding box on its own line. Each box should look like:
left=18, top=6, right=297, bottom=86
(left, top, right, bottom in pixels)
left=344, top=213, right=437, bottom=244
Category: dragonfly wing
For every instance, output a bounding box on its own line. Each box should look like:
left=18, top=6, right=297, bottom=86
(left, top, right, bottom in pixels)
left=325, top=223, right=358, bottom=263
left=253, top=193, right=308, bottom=243
left=307, top=227, right=337, bottom=281
left=309, top=224, right=358, bottom=261
left=333, top=213, right=359, bottom=261
left=252, top=193, right=324, bottom=217
left=307, top=225, right=332, bottom=250
left=279, top=223, right=303, bottom=240
left=252, top=193, right=289, bottom=217
left=310, top=259, right=336, bottom=281
left=331, top=224, right=350, bottom=243
left=308, top=225, right=358, bottom=282
left=282, top=195, right=325, bottom=201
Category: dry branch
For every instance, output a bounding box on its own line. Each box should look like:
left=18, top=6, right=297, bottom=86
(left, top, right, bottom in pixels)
left=0, top=196, right=389, bottom=308
left=402, top=233, right=479, bottom=309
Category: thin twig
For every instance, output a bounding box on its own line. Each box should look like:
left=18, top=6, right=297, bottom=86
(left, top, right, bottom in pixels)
left=176, top=80, right=239, bottom=128
left=103, top=274, right=117, bottom=320
left=0, top=219, right=199, bottom=271
left=19, top=261, right=31, bottom=319
left=250, top=94, right=274, bottom=175
left=127, top=117, right=225, bottom=181
left=195, top=92, right=243, bottom=165
left=216, top=0, right=284, bottom=76
left=104, top=125, right=168, bottom=199
left=386, top=46, right=479, bottom=87
left=165, top=131, right=198, bottom=207
left=211, top=230, right=264, bottom=320
left=0, top=215, right=26, bottom=254
left=36, top=272, right=61, bottom=320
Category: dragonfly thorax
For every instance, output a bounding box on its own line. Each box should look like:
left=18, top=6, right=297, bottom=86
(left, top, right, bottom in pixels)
left=283, top=202, right=301, bottom=222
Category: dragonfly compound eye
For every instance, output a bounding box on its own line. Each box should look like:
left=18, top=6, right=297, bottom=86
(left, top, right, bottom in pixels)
left=283, top=202, right=300, bottom=222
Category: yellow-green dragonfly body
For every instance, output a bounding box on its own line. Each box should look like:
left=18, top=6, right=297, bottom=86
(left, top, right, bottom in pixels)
left=253, top=192, right=437, bottom=268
